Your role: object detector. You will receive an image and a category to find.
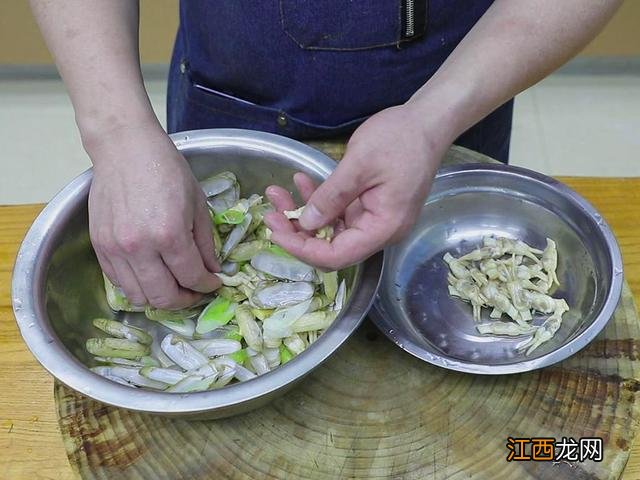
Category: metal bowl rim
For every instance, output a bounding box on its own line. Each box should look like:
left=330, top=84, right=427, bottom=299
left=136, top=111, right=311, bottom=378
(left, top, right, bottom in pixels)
left=370, top=162, right=624, bottom=375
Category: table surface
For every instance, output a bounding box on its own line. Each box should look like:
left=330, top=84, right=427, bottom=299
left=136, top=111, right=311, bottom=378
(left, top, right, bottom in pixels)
left=1, top=177, right=639, bottom=480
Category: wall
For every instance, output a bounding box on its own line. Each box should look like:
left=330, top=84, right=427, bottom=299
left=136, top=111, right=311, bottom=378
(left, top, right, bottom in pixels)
left=0, top=0, right=178, bottom=64
left=0, top=0, right=638, bottom=65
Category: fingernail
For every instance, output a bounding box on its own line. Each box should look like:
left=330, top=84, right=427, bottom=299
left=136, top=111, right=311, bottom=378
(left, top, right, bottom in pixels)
left=299, top=204, right=323, bottom=230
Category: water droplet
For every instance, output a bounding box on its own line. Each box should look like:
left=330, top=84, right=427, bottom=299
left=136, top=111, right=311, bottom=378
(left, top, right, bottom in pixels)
left=183, top=135, right=190, bottom=141
left=614, top=267, right=623, bottom=276
left=389, top=329, right=395, bottom=335
left=13, top=298, right=23, bottom=309
left=27, top=322, right=35, bottom=328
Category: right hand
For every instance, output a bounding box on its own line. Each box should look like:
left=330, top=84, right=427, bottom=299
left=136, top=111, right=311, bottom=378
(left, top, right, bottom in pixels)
left=86, top=123, right=221, bottom=310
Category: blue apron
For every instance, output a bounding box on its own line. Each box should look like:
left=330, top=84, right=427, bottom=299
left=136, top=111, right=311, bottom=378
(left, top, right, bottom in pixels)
left=167, top=0, right=513, bottom=163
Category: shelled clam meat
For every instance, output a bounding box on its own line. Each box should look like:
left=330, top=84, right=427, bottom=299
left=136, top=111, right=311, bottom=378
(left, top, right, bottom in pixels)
left=444, top=236, right=568, bottom=355
left=87, top=171, right=347, bottom=392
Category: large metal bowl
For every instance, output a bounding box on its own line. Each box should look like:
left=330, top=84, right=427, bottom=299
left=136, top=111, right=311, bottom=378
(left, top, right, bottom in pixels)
left=12, top=129, right=383, bottom=418
left=371, top=163, right=623, bottom=374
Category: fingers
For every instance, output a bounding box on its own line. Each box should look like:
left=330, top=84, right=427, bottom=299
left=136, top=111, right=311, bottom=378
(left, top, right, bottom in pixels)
left=94, top=249, right=117, bottom=285
left=265, top=185, right=297, bottom=213
left=264, top=210, right=297, bottom=235
left=193, top=200, right=221, bottom=273
left=298, top=162, right=366, bottom=231
left=293, top=172, right=317, bottom=203
left=161, top=239, right=222, bottom=294
left=270, top=212, right=390, bottom=270
left=109, top=256, right=148, bottom=307
left=130, top=253, right=203, bottom=310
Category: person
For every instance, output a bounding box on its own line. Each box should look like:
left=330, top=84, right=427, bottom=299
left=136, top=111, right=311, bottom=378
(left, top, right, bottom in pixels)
left=31, top=0, right=620, bottom=309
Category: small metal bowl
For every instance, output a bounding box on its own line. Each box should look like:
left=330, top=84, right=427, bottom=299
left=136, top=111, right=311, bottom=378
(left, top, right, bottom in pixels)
left=12, top=129, right=382, bottom=418
left=370, top=163, right=623, bottom=374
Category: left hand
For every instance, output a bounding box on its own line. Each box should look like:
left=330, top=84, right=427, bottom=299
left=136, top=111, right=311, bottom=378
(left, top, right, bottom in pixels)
left=264, top=102, right=453, bottom=270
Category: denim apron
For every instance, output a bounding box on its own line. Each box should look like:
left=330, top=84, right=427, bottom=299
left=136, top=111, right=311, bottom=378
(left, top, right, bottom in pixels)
left=167, top=0, right=513, bottom=163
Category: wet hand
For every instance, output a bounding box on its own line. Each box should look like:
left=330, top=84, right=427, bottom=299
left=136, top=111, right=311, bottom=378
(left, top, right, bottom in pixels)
left=87, top=124, right=221, bottom=309
left=265, top=103, right=451, bottom=270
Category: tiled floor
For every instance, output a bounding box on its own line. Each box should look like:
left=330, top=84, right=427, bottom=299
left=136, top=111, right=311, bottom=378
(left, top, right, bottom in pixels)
left=1, top=73, right=639, bottom=204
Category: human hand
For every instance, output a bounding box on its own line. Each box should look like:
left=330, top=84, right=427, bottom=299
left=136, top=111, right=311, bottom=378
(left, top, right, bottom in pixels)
left=87, top=123, right=221, bottom=309
left=264, top=103, right=453, bottom=270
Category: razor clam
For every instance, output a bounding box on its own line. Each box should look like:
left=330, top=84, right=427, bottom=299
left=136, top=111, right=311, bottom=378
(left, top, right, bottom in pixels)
left=196, top=297, right=237, bottom=334
left=279, top=344, right=294, bottom=364
left=542, top=238, right=560, bottom=287
left=262, top=297, right=313, bottom=339
left=263, top=347, right=281, bottom=369
left=518, top=310, right=564, bottom=355
left=221, top=261, right=240, bottom=276
left=160, top=334, right=209, bottom=370
left=200, top=171, right=237, bottom=197
left=333, top=280, right=347, bottom=312
left=250, top=250, right=317, bottom=282
left=189, top=362, right=220, bottom=379
left=283, top=333, right=306, bottom=355
left=443, top=253, right=472, bottom=280
left=309, top=295, right=332, bottom=311
left=92, top=318, right=153, bottom=345
left=251, top=307, right=273, bottom=321
left=190, top=338, right=242, bottom=357
left=211, top=359, right=238, bottom=387
left=216, top=272, right=256, bottom=287
left=91, top=366, right=168, bottom=389
left=216, top=285, right=247, bottom=303
left=208, top=184, right=240, bottom=215
left=248, top=203, right=273, bottom=233
left=248, top=353, right=270, bottom=375
left=321, top=271, right=339, bottom=301
left=229, top=240, right=271, bottom=263
left=214, top=199, right=250, bottom=225
left=139, top=366, right=189, bottom=385
left=86, top=338, right=151, bottom=359
left=157, top=318, right=196, bottom=337
left=221, top=213, right=253, bottom=260
left=480, top=281, right=520, bottom=322
left=315, top=225, right=334, bottom=241
left=476, top=322, right=537, bottom=336
left=103, top=273, right=145, bottom=312
left=211, top=222, right=223, bottom=256
left=264, top=337, right=282, bottom=349
left=236, top=305, right=263, bottom=352
left=145, top=306, right=200, bottom=322
left=283, top=206, right=334, bottom=240
left=93, top=371, right=134, bottom=387
left=241, top=264, right=268, bottom=282
left=251, top=281, right=315, bottom=309
left=255, top=224, right=272, bottom=240
left=233, top=363, right=258, bottom=382
left=292, top=311, right=336, bottom=333
left=166, top=374, right=218, bottom=393
left=94, top=356, right=159, bottom=368
left=147, top=328, right=175, bottom=368
left=191, top=324, right=242, bottom=341
left=283, top=206, right=305, bottom=220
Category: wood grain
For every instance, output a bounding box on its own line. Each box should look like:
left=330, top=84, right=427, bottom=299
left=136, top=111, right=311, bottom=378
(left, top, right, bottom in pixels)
left=1, top=170, right=640, bottom=479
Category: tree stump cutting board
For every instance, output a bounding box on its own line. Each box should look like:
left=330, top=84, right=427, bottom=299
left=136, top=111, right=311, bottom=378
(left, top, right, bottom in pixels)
left=55, top=145, right=640, bottom=480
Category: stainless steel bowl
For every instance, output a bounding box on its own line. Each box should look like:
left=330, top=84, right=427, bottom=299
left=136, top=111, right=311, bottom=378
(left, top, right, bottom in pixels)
left=371, top=163, right=623, bottom=374
left=12, top=129, right=383, bottom=418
